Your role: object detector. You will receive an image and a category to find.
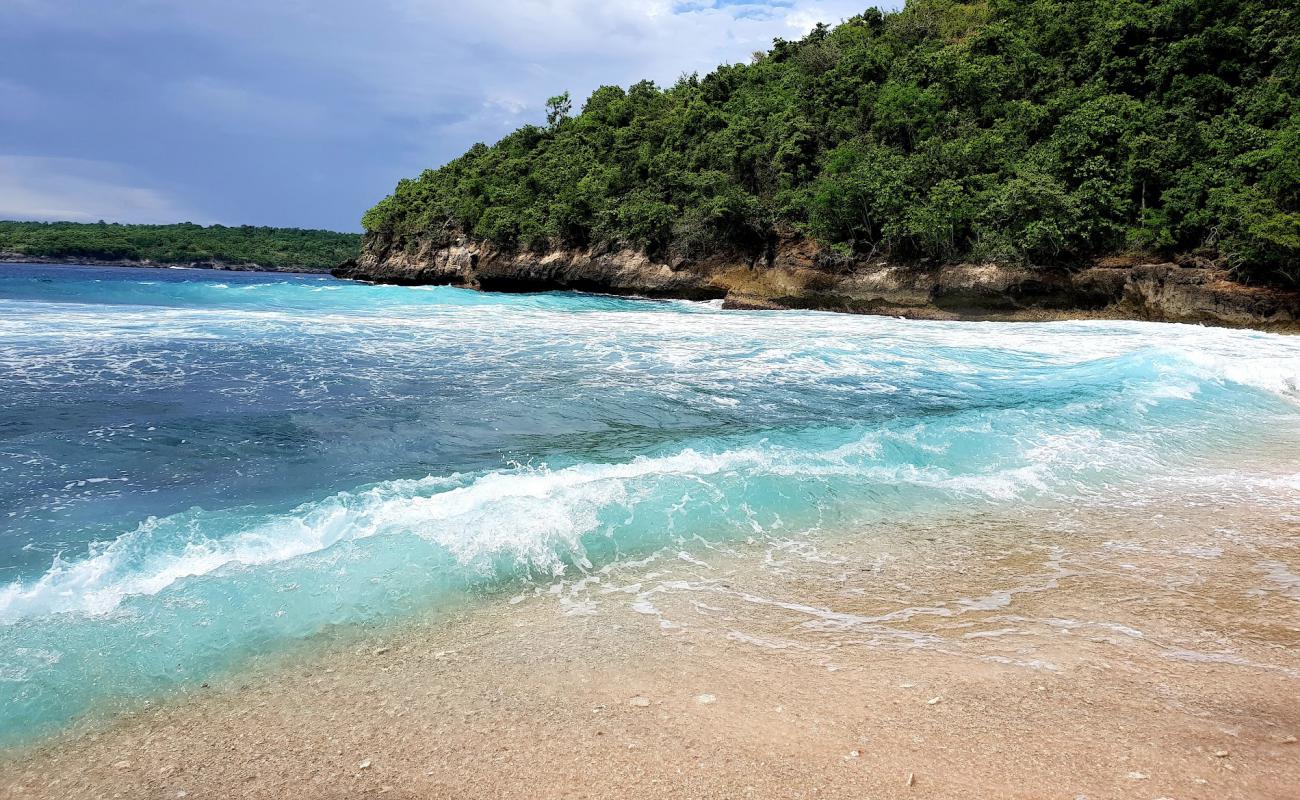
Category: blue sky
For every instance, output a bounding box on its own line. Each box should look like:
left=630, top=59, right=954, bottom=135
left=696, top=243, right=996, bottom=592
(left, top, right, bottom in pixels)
left=1, top=1, right=898, bottom=232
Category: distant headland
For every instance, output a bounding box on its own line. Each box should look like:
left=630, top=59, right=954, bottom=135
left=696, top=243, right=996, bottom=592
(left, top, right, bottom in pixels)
left=0, top=221, right=360, bottom=274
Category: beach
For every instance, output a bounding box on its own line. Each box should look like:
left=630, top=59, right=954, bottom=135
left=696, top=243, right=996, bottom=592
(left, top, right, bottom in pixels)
left=5, top=477, right=1297, bottom=799
left=6, top=2, right=1300, bottom=796
left=2, top=264, right=1298, bottom=798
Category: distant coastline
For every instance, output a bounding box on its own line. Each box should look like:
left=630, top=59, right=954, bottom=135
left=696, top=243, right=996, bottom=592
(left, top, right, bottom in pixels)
left=0, top=252, right=329, bottom=274
left=0, top=221, right=359, bottom=274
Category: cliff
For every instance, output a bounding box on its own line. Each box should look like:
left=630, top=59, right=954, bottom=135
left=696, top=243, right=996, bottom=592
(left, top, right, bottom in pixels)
left=334, top=232, right=1300, bottom=331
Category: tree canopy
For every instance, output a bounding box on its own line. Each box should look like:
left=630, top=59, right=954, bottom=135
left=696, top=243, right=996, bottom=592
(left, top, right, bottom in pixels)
left=0, top=221, right=360, bottom=271
left=364, top=0, right=1300, bottom=285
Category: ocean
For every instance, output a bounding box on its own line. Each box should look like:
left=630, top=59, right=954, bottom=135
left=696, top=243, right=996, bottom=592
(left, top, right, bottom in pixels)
left=1, top=262, right=1298, bottom=746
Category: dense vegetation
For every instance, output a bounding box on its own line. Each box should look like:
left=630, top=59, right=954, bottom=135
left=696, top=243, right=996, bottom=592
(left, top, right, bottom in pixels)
left=365, top=0, right=1300, bottom=284
left=0, top=222, right=360, bottom=271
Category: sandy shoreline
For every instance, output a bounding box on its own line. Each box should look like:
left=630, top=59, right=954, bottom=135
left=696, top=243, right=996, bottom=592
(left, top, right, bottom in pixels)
left=3, top=479, right=1298, bottom=800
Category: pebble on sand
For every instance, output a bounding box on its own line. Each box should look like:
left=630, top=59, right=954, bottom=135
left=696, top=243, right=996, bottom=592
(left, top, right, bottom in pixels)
left=629, top=696, right=651, bottom=707
left=359, top=759, right=372, bottom=770
left=696, top=694, right=717, bottom=705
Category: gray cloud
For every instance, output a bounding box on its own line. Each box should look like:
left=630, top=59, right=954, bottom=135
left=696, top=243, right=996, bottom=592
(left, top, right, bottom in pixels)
left=0, top=1, right=897, bottom=230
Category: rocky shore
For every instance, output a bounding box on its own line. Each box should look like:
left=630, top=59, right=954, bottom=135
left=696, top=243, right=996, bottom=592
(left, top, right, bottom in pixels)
left=335, top=232, right=1300, bottom=330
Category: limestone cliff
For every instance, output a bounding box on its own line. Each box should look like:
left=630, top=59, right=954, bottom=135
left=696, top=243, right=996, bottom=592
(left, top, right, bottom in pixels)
left=335, top=232, right=1300, bottom=330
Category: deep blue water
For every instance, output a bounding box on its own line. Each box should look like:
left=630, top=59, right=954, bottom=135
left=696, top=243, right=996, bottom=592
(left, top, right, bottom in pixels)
left=1, top=262, right=1298, bottom=744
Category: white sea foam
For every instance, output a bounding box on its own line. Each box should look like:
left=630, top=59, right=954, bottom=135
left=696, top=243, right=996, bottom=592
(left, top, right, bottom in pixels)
left=0, top=417, right=1154, bottom=623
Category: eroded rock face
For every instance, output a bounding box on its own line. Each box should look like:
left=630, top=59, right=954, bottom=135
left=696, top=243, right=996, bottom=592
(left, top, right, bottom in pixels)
left=339, top=234, right=727, bottom=299
left=1124, top=264, right=1300, bottom=326
left=335, top=233, right=1300, bottom=330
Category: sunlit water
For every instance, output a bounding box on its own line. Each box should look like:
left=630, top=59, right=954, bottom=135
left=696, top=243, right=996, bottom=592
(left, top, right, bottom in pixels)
left=1, top=263, right=1297, bottom=745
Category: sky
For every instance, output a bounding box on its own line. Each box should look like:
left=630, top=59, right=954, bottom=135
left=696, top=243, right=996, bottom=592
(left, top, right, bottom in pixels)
left=0, top=1, right=900, bottom=232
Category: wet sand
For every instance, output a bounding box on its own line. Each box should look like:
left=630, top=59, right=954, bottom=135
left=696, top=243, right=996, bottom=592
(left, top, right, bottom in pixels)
left=3, top=481, right=1298, bottom=799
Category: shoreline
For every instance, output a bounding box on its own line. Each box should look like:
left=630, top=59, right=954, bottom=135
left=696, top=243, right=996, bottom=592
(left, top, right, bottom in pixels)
left=4, top=487, right=1297, bottom=799
left=6, top=254, right=1296, bottom=333
left=337, top=234, right=1300, bottom=332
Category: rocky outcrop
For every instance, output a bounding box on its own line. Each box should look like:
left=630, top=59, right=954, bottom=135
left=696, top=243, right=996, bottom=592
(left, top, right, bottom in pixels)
left=331, top=236, right=729, bottom=298
left=335, top=233, right=1300, bottom=331
left=1122, top=264, right=1300, bottom=327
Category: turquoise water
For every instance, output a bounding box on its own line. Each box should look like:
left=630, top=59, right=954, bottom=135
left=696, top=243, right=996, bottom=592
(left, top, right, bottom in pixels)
left=1, top=263, right=1298, bottom=744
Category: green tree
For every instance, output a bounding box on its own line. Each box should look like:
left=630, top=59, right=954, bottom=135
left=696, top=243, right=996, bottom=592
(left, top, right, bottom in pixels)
left=545, top=92, right=572, bottom=128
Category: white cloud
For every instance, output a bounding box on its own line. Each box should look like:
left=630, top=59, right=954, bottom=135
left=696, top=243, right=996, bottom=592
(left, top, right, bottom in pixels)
left=0, top=156, right=200, bottom=224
